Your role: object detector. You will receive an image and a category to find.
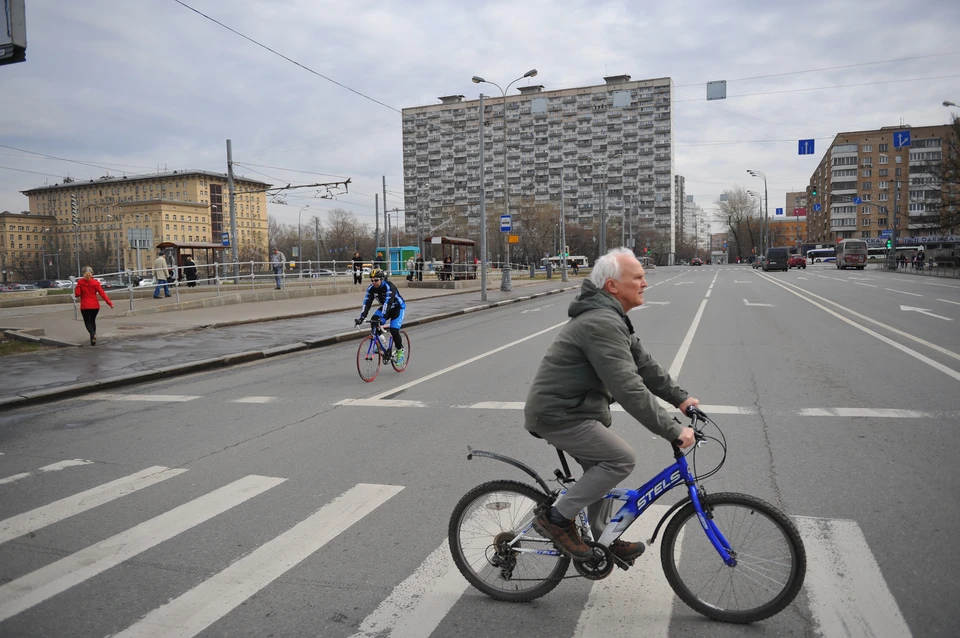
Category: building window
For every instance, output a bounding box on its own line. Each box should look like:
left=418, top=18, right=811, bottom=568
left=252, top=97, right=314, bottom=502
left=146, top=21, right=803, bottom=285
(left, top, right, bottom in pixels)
left=862, top=218, right=871, bottom=226
left=862, top=169, right=872, bottom=177
left=879, top=155, right=888, bottom=164
left=861, top=231, right=871, bottom=238
left=878, top=217, right=888, bottom=226
left=879, top=168, right=888, bottom=177
left=862, top=181, right=872, bottom=190
left=878, top=181, right=888, bottom=189
left=879, top=193, right=889, bottom=201
left=879, top=143, right=888, bottom=152
left=862, top=206, right=871, bottom=214
left=861, top=144, right=872, bottom=152
left=895, top=168, right=902, bottom=176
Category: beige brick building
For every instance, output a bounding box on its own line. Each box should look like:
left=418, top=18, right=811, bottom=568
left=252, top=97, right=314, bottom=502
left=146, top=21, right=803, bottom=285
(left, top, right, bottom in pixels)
left=806, top=124, right=951, bottom=244
left=17, top=169, right=270, bottom=279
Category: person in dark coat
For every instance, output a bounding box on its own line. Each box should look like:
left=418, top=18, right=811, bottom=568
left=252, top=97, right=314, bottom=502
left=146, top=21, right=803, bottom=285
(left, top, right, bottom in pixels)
left=184, top=255, right=198, bottom=288
left=352, top=251, right=364, bottom=285
left=415, top=253, right=424, bottom=282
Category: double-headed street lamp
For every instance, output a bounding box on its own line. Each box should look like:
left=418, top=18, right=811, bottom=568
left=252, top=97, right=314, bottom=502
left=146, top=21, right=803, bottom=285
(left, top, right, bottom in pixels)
left=746, top=190, right=764, bottom=255
left=747, top=169, right=769, bottom=254
left=472, top=68, right=538, bottom=292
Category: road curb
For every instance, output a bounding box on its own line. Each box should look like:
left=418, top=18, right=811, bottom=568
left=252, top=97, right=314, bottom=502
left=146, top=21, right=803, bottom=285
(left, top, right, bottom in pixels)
left=0, top=284, right=579, bottom=408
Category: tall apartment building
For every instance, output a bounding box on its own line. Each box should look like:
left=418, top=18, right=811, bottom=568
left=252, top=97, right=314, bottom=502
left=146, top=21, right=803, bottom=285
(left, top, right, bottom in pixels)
left=679, top=194, right=709, bottom=251
left=401, top=74, right=676, bottom=258
left=806, top=124, right=950, bottom=244
left=19, top=170, right=270, bottom=277
left=674, top=174, right=685, bottom=243
left=785, top=191, right=807, bottom=216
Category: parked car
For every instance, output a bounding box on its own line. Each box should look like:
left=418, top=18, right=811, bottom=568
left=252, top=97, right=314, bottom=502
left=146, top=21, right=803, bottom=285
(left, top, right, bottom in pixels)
left=8, top=283, right=38, bottom=291
left=34, top=279, right=57, bottom=288
left=55, top=279, right=74, bottom=288
left=691, top=258, right=703, bottom=266
left=137, top=278, right=157, bottom=288
left=752, top=256, right=766, bottom=269
left=787, top=254, right=807, bottom=269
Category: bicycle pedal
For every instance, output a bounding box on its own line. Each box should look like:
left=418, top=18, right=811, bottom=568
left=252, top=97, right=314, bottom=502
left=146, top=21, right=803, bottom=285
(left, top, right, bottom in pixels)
left=611, top=554, right=633, bottom=571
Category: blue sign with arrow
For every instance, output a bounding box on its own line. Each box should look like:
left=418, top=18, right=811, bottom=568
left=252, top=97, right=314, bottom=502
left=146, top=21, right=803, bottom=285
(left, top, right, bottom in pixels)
left=798, top=139, right=815, bottom=155
left=854, top=197, right=863, bottom=205
left=775, top=208, right=784, bottom=216
left=893, top=130, right=911, bottom=148
left=813, top=203, right=821, bottom=212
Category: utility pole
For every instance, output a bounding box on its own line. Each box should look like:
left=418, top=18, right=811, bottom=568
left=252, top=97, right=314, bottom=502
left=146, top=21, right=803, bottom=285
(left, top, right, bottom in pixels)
left=226, top=139, right=239, bottom=281
left=381, top=176, right=387, bottom=255
left=479, top=93, right=488, bottom=301
left=375, top=193, right=379, bottom=262
left=71, top=194, right=80, bottom=277
left=315, top=218, right=321, bottom=262
left=560, top=172, right=568, bottom=282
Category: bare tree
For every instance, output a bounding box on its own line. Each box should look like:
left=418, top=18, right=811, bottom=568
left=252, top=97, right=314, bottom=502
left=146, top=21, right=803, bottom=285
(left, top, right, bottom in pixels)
left=716, top=187, right=761, bottom=261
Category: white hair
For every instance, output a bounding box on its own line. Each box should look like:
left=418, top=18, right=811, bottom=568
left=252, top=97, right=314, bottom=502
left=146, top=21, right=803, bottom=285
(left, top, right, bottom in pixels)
left=589, top=248, right=638, bottom=288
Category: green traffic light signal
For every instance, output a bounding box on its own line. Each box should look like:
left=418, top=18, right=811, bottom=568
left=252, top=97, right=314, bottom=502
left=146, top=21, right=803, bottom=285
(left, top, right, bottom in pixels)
left=886, top=239, right=892, bottom=249
left=811, top=187, right=818, bottom=197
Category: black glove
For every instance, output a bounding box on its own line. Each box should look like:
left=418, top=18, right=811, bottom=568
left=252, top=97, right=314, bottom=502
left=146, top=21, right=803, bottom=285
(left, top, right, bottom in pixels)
left=355, top=317, right=363, bottom=326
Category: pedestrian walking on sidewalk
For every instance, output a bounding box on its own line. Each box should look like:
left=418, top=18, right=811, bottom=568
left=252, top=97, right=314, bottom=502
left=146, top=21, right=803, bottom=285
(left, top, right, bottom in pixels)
left=352, top=251, right=364, bottom=285
left=271, top=248, right=286, bottom=289
left=153, top=252, right=171, bottom=298
left=74, top=266, right=114, bottom=346
left=415, top=253, right=424, bottom=282
left=184, top=255, right=198, bottom=287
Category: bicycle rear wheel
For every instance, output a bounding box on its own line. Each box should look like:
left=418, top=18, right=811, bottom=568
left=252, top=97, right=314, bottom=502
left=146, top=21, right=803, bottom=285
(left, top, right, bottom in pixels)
left=356, top=335, right=381, bottom=382
left=449, top=480, right=570, bottom=602
left=660, top=492, right=806, bottom=623
left=390, top=330, right=411, bottom=372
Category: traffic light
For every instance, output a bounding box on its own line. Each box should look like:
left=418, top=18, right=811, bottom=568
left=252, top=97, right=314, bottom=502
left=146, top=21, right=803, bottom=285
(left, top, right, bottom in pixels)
left=70, top=194, right=78, bottom=226
left=642, top=246, right=648, bottom=254
left=811, top=187, right=818, bottom=197
left=886, top=239, right=892, bottom=249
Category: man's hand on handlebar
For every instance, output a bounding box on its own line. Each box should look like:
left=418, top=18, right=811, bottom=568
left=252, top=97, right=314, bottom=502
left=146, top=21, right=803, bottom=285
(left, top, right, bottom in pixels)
left=355, top=317, right=364, bottom=326
left=677, top=396, right=700, bottom=416
left=676, top=427, right=696, bottom=449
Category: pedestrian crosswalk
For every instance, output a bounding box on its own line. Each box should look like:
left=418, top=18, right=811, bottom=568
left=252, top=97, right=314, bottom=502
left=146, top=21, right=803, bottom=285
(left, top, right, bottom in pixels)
left=0, top=456, right=912, bottom=637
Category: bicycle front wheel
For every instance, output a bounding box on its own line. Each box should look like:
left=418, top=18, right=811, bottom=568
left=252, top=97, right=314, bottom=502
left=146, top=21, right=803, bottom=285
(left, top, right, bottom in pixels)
left=449, top=480, right=570, bottom=602
left=660, top=492, right=806, bottom=624
left=356, top=335, right=381, bottom=382
left=390, top=330, right=411, bottom=372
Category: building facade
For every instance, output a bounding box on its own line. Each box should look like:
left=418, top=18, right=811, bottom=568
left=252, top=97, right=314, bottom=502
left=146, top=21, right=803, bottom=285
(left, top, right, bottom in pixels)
left=806, top=124, right=950, bottom=243
left=0, top=211, right=57, bottom=282
left=20, top=170, right=270, bottom=278
left=785, top=191, right=807, bottom=216
left=401, top=74, right=676, bottom=259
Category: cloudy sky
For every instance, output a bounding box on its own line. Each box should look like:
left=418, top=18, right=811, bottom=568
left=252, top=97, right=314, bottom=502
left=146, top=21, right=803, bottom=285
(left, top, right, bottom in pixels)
left=2, top=0, right=958, bottom=234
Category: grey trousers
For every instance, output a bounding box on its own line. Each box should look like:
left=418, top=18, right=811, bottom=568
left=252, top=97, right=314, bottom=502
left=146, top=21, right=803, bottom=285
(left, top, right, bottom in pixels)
left=531, top=419, right=636, bottom=539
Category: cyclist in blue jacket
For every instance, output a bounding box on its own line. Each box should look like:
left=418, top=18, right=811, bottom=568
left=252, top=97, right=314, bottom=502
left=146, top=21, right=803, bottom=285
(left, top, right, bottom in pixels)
left=355, top=269, right=406, bottom=360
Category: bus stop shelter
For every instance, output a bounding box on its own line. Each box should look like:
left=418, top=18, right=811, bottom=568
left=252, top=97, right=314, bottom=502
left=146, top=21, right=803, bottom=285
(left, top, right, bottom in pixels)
left=423, top=236, right=477, bottom=280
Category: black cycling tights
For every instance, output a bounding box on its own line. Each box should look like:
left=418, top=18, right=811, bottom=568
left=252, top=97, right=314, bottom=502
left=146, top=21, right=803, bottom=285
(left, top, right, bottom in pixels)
left=390, top=326, right=403, bottom=349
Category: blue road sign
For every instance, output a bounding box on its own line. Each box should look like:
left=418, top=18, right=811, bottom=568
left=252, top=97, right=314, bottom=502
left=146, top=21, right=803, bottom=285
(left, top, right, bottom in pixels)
left=813, top=203, right=821, bottom=212
left=854, top=197, right=863, bottom=205
left=879, top=230, right=892, bottom=238
left=221, top=232, right=229, bottom=246
left=775, top=208, right=784, bottom=216
left=500, top=215, right=512, bottom=232
left=893, top=130, right=911, bottom=148
left=798, top=139, right=815, bottom=155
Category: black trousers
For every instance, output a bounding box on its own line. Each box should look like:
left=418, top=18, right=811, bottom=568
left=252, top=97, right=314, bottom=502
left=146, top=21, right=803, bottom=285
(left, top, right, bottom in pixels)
left=81, top=308, right=99, bottom=337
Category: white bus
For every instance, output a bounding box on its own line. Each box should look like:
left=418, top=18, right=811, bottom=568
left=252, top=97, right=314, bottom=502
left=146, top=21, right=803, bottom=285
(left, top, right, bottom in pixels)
left=835, top=239, right=868, bottom=270
left=541, top=255, right=590, bottom=269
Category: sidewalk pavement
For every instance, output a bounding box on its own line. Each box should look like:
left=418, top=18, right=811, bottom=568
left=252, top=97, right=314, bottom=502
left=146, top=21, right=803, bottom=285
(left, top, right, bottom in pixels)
left=0, top=277, right=583, bottom=408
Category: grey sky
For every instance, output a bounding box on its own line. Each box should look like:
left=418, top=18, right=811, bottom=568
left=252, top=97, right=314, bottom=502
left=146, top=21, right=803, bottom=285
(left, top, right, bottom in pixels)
left=1, top=0, right=958, bottom=234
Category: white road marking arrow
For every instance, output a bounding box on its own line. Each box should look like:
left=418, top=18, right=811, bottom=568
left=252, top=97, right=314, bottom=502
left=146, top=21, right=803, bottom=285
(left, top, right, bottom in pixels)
left=743, top=299, right=774, bottom=307
left=520, top=308, right=542, bottom=313
left=797, top=277, right=809, bottom=280
left=900, top=305, right=952, bottom=321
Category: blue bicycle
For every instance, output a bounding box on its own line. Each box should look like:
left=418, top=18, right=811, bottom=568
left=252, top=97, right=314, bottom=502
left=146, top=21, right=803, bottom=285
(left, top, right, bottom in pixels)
left=448, top=407, right=806, bottom=624
left=356, top=315, right=410, bottom=382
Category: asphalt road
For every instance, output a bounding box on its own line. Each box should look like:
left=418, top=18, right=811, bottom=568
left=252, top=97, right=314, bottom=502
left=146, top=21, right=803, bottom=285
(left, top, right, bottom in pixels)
left=1, top=263, right=958, bottom=637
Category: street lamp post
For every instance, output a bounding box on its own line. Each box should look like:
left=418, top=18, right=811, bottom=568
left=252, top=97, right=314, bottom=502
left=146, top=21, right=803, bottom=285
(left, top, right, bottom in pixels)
left=747, top=190, right=763, bottom=255
left=298, top=205, right=309, bottom=277
left=944, top=100, right=958, bottom=107
left=473, top=68, right=538, bottom=292
left=747, top=170, right=769, bottom=254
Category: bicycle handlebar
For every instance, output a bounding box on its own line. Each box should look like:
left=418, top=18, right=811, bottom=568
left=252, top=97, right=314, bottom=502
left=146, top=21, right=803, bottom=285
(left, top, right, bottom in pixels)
left=672, top=406, right=709, bottom=449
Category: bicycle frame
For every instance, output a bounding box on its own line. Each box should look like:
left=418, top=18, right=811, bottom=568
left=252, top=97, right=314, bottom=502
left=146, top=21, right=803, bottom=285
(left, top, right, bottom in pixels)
left=362, top=319, right=394, bottom=361
left=470, top=446, right=737, bottom=567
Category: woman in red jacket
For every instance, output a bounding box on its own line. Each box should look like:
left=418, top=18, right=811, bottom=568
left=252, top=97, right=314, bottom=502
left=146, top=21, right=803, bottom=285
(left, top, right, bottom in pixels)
left=74, top=266, right=114, bottom=345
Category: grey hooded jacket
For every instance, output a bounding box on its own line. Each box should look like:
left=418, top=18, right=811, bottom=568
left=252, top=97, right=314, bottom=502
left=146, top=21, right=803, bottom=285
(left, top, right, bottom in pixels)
left=524, top=279, right=688, bottom=442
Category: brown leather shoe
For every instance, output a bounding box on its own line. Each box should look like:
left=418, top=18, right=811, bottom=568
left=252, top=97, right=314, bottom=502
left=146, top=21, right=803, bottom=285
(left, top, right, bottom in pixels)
left=609, top=538, right=645, bottom=562
left=532, top=510, right=591, bottom=559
